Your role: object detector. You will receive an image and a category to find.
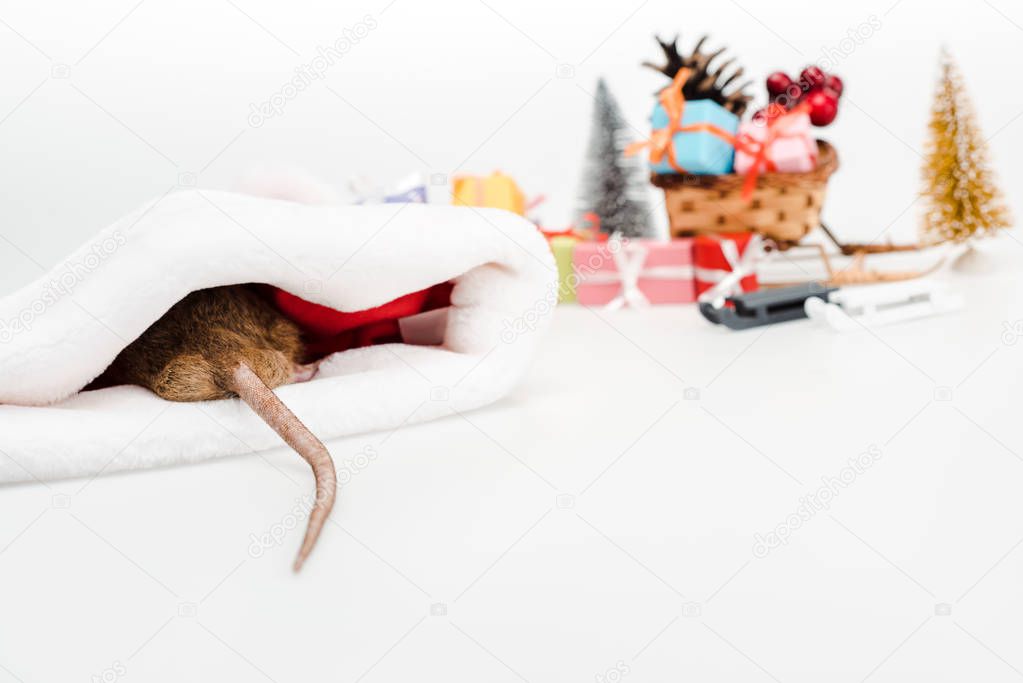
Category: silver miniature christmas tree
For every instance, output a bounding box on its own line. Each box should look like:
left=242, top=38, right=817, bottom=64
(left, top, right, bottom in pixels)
left=578, top=79, right=653, bottom=238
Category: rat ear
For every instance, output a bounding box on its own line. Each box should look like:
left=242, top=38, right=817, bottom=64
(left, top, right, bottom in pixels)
left=153, top=354, right=222, bottom=401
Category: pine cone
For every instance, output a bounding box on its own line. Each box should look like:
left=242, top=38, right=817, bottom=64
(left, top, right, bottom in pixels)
left=642, top=34, right=752, bottom=116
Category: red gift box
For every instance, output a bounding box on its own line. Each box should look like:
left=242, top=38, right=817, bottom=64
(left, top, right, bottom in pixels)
left=693, top=233, right=761, bottom=297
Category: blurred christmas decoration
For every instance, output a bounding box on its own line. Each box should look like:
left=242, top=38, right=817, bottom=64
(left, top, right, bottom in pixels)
left=578, top=78, right=654, bottom=238
left=643, top=35, right=752, bottom=116
left=761, top=65, right=843, bottom=127
left=650, top=138, right=838, bottom=245
left=734, top=102, right=817, bottom=178
left=573, top=235, right=697, bottom=307
left=701, top=278, right=963, bottom=331
left=693, top=233, right=760, bottom=297
left=920, top=47, right=1011, bottom=245
left=350, top=172, right=427, bottom=204
left=629, top=35, right=994, bottom=294
left=636, top=37, right=839, bottom=245
left=630, top=68, right=740, bottom=176
left=453, top=171, right=526, bottom=215
left=538, top=212, right=605, bottom=305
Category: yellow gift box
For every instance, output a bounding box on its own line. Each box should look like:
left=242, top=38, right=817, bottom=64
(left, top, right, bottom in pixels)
left=452, top=172, right=526, bottom=215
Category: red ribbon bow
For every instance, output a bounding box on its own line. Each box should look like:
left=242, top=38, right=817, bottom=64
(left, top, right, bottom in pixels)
left=733, top=101, right=814, bottom=200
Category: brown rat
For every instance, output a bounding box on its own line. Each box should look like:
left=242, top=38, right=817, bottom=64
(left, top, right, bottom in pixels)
left=99, top=285, right=336, bottom=572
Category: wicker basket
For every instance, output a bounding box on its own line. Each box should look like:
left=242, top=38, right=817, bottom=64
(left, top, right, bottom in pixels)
left=650, top=140, right=839, bottom=245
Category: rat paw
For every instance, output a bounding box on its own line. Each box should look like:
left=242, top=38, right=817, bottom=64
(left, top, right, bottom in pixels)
left=290, top=362, right=320, bottom=384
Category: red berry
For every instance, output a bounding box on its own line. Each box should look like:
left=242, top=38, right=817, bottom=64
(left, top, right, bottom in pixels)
left=806, top=90, right=839, bottom=126
left=766, top=71, right=792, bottom=97
left=800, top=66, right=826, bottom=90
left=823, top=74, right=843, bottom=97
left=787, top=82, right=806, bottom=100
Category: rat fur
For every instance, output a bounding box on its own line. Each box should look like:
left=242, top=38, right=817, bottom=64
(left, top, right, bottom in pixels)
left=100, top=285, right=336, bottom=572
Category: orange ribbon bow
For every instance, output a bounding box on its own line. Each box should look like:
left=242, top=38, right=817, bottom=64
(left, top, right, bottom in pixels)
left=625, top=68, right=737, bottom=175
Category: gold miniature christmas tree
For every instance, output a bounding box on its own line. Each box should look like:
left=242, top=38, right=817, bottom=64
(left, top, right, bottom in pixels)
left=920, top=48, right=1011, bottom=244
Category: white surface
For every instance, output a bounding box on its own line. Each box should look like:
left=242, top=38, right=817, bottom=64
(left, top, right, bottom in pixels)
left=3, top=257, right=1023, bottom=682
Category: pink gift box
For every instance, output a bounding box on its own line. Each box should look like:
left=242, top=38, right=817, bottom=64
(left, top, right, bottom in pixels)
left=573, top=238, right=695, bottom=307
left=734, top=111, right=817, bottom=175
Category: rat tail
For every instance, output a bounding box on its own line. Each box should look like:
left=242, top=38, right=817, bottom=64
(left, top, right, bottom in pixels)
left=230, top=362, right=337, bottom=572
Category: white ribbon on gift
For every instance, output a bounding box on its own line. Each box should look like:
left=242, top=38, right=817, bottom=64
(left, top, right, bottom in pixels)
left=695, top=234, right=764, bottom=305
left=578, top=232, right=695, bottom=311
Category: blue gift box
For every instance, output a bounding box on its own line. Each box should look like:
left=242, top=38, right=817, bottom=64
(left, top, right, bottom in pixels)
left=649, top=99, right=739, bottom=175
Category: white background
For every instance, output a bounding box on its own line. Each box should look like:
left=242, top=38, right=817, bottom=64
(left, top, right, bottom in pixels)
left=3, top=1, right=1023, bottom=681
left=0, top=0, right=1021, bottom=292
